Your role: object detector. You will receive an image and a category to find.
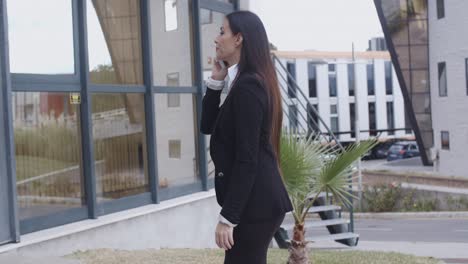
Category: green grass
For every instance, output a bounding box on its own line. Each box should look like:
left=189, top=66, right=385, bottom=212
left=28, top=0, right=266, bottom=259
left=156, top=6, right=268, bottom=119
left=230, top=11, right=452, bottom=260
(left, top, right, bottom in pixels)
left=69, top=249, right=440, bottom=264
left=15, top=155, right=75, bottom=181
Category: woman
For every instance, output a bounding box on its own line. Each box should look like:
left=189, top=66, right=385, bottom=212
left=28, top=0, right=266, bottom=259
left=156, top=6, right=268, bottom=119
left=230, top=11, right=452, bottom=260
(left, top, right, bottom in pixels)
left=200, top=11, right=293, bottom=264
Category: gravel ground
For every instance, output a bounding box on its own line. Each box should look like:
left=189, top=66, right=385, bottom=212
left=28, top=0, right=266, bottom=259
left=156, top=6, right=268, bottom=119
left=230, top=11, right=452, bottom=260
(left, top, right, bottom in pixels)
left=67, top=248, right=441, bottom=264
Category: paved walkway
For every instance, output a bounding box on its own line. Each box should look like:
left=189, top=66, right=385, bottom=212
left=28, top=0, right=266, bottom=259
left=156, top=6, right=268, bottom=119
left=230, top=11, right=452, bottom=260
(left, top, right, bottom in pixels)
left=0, top=255, right=80, bottom=264
left=307, top=240, right=468, bottom=263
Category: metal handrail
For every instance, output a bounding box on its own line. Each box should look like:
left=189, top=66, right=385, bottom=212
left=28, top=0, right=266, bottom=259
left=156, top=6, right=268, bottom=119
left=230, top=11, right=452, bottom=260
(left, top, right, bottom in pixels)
left=272, top=53, right=355, bottom=232
left=273, top=54, right=345, bottom=151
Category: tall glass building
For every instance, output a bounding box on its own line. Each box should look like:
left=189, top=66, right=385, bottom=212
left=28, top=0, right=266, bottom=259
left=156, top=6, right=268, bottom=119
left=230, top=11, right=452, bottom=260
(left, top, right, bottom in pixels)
left=0, top=0, right=241, bottom=247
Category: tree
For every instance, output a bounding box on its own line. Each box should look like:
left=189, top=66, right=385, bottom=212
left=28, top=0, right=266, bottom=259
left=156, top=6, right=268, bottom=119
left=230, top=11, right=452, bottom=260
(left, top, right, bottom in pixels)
left=280, top=133, right=376, bottom=264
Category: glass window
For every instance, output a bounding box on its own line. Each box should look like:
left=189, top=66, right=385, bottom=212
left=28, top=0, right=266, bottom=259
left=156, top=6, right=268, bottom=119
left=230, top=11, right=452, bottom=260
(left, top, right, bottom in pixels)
left=13, top=92, right=84, bottom=220
left=153, top=0, right=194, bottom=86
left=200, top=9, right=224, bottom=83
left=92, top=93, right=148, bottom=201
left=167, top=94, right=180, bottom=108
left=308, top=63, right=317, bottom=98
left=329, top=75, right=337, bottom=97
left=385, top=61, right=393, bottom=95
left=154, top=94, right=199, bottom=188
left=438, top=62, right=447, bottom=96
left=328, top=64, right=336, bottom=72
left=164, top=0, right=178, bottom=31
left=87, top=0, right=143, bottom=85
left=367, top=64, right=375, bottom=95
left=8, top=0, right=74, bottom=74
left=437, top=0, right=445, bottom=19
left=307, top=104, right=319, bottom=134
left=411, top=70, right=429, bottom=93
left=441, top=131, right=450, bottom=150
left=167, top=72, right=180, bottom=87
left=288, top=105, right=298, bottom=131
left=404, top=103, right=413, bottom=134
left=369, top=102, right=377, bottom=136
left=350, top=103, right=355, bottom=138
left=387, top=102, right=395, bottom=135
left=287, top=62, right=297, bottom=98
left=348, top=64, right=355, bottom=96
left=330, top=105, right=338, bottom=115
left=330, top=116, right=339, bottom=134
left=169, top=140, right=181, bottom=158
left=200, top=9, right=213, bottom=25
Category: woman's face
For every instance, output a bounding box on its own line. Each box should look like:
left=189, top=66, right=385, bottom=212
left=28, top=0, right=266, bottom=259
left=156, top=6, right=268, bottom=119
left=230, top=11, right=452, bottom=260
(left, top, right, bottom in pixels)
left=214, top=18, right=242, bottom=63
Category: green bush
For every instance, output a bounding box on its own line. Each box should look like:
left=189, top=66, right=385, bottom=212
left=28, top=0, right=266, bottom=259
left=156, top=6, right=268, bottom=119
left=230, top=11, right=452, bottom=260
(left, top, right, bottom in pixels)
left=362, top=184, right=402, bottom=212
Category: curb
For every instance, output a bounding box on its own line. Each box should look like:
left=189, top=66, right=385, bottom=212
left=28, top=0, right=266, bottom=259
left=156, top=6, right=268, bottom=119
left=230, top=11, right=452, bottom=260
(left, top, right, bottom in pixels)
left=342, top=211, right=468, bottom=220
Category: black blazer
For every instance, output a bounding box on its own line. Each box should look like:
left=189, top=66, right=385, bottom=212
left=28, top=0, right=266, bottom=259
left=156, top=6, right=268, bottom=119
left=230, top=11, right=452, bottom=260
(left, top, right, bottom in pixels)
left=201, top=72, right=293, bottom=225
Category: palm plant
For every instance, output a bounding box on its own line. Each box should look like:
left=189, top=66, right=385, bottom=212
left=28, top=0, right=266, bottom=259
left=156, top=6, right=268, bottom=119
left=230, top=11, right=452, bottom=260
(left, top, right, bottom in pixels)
left=280, top=132, right=377, bottom=264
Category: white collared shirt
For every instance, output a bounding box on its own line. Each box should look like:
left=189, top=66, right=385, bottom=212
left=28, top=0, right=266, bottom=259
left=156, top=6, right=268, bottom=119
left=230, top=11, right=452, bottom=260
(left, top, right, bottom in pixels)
left=226, top=63, right=238, bottom=91
left=205, top=63, right=239, bottom=94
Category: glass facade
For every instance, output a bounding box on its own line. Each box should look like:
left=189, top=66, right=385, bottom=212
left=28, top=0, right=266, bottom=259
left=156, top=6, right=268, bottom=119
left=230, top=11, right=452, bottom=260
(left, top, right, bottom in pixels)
left=0, top=0, right=238, bottom=240
left=13, top=92, right=85, bottom=220
left=7, top=0, right=75, bottom=74
left=154, top=94, right=200, bottom=189
left=87, top=0, right=144, bottom=85
left=375, top=0, right=433, bottom=165
left=92, top=93, right=148, bottom=201
left=153, top=0, right=194, bottom=87
left=350, top=103, right=355, bottom=138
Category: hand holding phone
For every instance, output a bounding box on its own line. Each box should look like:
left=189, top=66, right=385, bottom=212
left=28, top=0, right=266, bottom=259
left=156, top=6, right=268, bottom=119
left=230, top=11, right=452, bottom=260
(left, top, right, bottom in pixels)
left=211, top=59, right=228, bottom=81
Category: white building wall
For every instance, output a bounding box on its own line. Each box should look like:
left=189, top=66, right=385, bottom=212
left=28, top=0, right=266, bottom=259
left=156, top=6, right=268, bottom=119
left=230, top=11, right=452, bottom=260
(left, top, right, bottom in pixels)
left=337, top=60, right=351, bottom=142
left=373, top=59, right=388, bottom=138
left=279, top=53, right=407, bottom=143
left=428, top=0, right=468, bottom=177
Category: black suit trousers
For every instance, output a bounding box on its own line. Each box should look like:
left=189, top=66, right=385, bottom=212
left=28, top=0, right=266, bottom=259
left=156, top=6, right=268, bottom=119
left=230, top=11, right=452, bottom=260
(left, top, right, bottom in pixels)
left=224, top=213, right=285, bottom=264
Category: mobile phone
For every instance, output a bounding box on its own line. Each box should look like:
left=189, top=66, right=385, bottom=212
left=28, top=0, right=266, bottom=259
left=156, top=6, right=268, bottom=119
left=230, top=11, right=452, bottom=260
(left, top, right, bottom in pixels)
left=218, top=60, right=226, bottom=69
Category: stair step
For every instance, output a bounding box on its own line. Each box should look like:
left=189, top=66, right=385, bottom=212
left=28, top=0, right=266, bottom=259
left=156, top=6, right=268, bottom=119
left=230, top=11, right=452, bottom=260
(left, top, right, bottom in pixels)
left=306, top=232, right=359, bottom=242
left=309, top=205, right=341, bottom=213
left=282, top=218, right=350, bottom=230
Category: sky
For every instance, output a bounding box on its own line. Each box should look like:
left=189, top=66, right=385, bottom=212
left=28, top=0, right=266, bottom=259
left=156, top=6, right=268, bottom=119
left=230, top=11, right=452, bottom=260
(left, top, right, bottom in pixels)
left=249, top=0, right=384, bottom=52
left=7, top=0, right=383, bottom=74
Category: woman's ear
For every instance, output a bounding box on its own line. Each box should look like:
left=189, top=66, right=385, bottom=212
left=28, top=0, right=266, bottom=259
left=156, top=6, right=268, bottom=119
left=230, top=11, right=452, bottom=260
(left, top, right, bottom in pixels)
left=235, top=33, right=243, bottom=47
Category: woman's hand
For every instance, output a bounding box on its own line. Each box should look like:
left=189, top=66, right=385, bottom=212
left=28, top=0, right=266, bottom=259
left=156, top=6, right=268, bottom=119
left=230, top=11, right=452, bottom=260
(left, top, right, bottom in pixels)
left=215, top=222, right=234, bottom=250
left=211, top=59, right=228, bottom=81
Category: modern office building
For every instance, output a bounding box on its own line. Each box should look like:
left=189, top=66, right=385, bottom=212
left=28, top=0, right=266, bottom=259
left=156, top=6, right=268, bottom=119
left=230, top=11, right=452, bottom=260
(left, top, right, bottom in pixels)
left=375, top=0, right=468, bottom=177
left=274, top=49, right=413, bottom=143
left=0, top=0, right=252, bottom=254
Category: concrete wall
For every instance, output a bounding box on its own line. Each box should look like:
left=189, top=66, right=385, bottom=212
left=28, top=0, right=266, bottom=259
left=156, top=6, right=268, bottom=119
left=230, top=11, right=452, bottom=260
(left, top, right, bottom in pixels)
left=428, top=0, right=468, bottom=177
left=0, top=191, right=220, bottom=257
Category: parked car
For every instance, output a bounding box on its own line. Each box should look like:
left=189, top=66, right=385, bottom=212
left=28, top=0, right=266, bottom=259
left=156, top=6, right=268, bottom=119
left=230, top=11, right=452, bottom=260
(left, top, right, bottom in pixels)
left=386, top=141, right=420, bottom=161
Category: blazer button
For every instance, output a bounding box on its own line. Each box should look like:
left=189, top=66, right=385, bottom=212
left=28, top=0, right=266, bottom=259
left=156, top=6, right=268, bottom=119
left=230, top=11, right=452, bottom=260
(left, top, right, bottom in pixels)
left=217, top=172, right=224, bottom=177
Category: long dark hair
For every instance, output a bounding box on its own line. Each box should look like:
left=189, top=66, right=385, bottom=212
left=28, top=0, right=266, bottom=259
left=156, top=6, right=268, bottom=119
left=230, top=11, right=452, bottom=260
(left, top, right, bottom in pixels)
left=226, top=11, right=283, bottom=165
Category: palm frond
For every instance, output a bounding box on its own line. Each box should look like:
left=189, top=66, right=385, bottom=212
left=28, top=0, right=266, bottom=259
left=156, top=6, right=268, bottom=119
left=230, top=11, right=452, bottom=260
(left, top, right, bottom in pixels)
left=318, top=140, right=378, bottom=207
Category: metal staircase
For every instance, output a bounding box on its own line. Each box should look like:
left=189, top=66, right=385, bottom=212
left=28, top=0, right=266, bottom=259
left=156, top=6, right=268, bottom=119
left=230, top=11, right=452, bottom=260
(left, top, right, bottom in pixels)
left=272, top=54, right=359, bottom=247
